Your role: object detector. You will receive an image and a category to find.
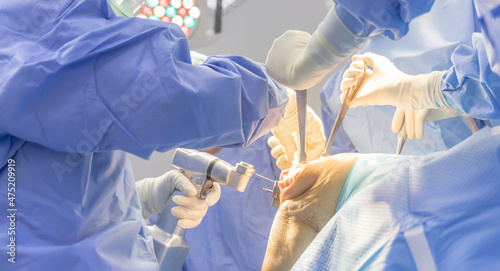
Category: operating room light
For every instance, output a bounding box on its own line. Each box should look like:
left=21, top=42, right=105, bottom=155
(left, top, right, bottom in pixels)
left=177, top=7, right=188, bottom=17
left=189, top=6, right=200, bottom=18
left=159, top=0, right=170, bottom=7
left=183, top=0, right=194, bottom=9
left=183, top=16, right=195, bottom=28
left=135, top=0, right=200, bottom=37
left=166, top=6, right=177, bottom=17
left=147, top=0, right=160, bottom=8
left=154, top=6, right=166, bottom=17
left=172, top=15, right=183, bottom=26
left=171, top=0, right=182, bottom=9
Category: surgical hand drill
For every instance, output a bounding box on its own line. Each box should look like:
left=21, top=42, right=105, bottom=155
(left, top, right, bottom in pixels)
left=148, top=148, right=255, bottom=271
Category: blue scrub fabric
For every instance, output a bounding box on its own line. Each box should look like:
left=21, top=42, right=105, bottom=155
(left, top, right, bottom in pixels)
left=474, top=0, right=500, bottom=75
left=0, top=0, right=288, bottom=270
left=333, top=0, right=436, bottom=39
left=442, top=33, right=500, bottom=125
left=322, top=0, right=481, bottom=155
left=184, top=133, right=281, bottom=271
left=293, top=125, right=500, bottom=270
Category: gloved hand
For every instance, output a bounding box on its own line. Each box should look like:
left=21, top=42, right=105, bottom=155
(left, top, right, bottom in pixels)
left=136, top=170, right=221, bottom=228
left=340, top=53, right=451, bottom=110
left=265, top=30, right=316, bottom=90
left=267, top=136, right=293, bottom=171
left=265, top=8, right=366, bottom=90
left=270, top=89, right=325, bottom=169
left=391, top=107, right=464, bottom=139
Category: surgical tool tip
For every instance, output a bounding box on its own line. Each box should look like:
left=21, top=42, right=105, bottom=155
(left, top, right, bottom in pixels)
left=262, top=188, right=273, bottom=193
left=254, top=173, right=276, bottom=183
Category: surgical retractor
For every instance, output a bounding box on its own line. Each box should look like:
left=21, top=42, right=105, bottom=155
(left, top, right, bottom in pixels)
left=148, top=148, right=255, bottom=271
left=296, top=89, right=308, bottom=163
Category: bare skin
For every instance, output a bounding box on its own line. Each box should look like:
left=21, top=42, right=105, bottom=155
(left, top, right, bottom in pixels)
left=262, top=153, right=360, bottom=271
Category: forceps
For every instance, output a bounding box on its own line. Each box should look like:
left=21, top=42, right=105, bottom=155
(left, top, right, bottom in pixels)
left=322, top=67, right=367, bottom=156
left=396, top=124, right=407, bottom=155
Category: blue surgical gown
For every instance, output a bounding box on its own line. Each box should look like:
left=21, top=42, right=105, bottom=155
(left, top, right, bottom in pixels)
left=474, top=0, right=500, bottom=75
left=0, top=0, right=288, bottom=270
left=184, top=133, right=281, bottom=271
left=333, top=0, right=500, bottom=130
left=333, top=0, right=436, bottom=40
left=442, top=33, right=500, bottom=125
left=322, top=0, right=480, bottom=155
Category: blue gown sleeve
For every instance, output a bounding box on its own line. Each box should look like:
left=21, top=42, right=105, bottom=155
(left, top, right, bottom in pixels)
left=333, top=0, right=436, bottom=40
left=0, top=0, right=288, bottom=158
left=474, top=0, right=500, bottom=75
left=441, top=33, right=500, bottom=122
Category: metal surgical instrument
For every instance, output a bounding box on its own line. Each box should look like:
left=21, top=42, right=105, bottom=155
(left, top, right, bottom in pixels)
left=396, top=125, right=407, bottom=155
left=262, top=89, right=309, bottom=208
left=296, top=89, right=308, bottom=163
left=150, top=148, right=255, bottom=271
left=322, top=67, right=367, bottom=156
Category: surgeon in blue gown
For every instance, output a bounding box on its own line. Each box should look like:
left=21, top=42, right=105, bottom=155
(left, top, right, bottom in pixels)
left=320, top=0, right=486, bottom=156
left=265, top=0, right=460, bottom=167
left=290, top=3, right=500, bottom=268
left=184, top=133, right=281, bottom=271
left=0, top=0, right=294, bottom=270
left=265, top=0, right=440, bottom=92
left=320, top=0, right=482, bottom=156
left=340, top=34, right=500, bottom=130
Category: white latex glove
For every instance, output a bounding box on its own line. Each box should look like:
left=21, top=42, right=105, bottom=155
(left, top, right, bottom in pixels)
left=265, top=8, right=366, bottom=90
left=265, top=30, right=317, bottom=90
left=267, top=136, right=292, bottom=171
left=391, top=107, right=464, bottom=139
left=136, top=170, right=221, bottom=228
left=340, top=53, right=451, bottom=110
left=271, top=89, right=326, bottom=168
left=190, top=51, right=208, bottom=66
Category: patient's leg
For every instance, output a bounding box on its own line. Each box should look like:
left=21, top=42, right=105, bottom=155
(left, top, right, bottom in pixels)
left=262, top=153, right=359, bottom=271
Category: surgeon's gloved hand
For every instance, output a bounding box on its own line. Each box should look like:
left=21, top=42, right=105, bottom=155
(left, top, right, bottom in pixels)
left=265, top=8, right=366, bottom=90
left=267, top=136, right=293, bottom=171
left=340, top=53, right=450, bottom=110
left=270, top=89, right=326, bottom=169
left=265, top=30, right=316, bottom=90
left=136, top=170, right=221, bottom=228
left=391, top=107, right=464, bottom=139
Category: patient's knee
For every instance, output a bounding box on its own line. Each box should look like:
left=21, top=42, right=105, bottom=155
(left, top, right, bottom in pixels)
left=277, top=153, right=359, bottom=231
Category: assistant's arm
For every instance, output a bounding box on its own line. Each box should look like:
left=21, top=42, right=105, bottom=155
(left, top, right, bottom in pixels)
left=265, top=0, right=436, bottom=90
left=0, top=0, right=288, bottom=158
left=441, top=33, right=500, bottom=121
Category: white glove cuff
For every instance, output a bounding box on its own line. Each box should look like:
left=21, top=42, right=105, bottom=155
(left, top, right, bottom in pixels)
left=136, top=178, right=161, bottom=219
left=404, top=71, right=450, bottom=110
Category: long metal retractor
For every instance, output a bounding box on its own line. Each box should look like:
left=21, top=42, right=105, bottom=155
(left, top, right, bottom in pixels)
left=296, top=89, right=308, bottom=163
